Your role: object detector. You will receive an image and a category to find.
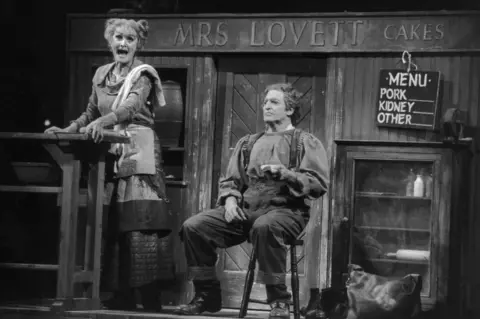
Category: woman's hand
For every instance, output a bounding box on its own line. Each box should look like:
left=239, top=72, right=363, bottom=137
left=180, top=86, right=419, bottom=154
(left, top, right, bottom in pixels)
left=44, top=123, right=78, bottom=134
left=84, top=113, right=118, bottom=143
left=84, top=119, right=105, bottom=143
left=44, top=126, right=65, bottom=134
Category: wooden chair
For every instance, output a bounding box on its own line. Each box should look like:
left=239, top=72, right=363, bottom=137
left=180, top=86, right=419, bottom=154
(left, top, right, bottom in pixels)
left=238, top=238, right=304, bottom=319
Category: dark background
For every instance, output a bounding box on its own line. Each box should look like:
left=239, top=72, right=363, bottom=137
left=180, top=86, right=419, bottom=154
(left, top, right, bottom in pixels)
left=0, top=0, right=479, bottom=303
left=4, top=0, right=480, bottom=131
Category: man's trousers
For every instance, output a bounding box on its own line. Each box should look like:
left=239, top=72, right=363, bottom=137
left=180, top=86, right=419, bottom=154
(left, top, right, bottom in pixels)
left=179, top=206, right=307, bottom=302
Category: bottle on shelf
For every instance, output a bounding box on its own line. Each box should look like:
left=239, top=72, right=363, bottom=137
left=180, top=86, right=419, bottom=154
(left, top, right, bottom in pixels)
left=405, top=169, right=416, bottom=196
left=424, top=173, right=433, bottom=198
left=413, top=174, right=424, bottom=197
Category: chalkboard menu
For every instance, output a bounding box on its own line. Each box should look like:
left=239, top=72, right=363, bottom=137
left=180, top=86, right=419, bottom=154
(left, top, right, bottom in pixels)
left=375, top=69, right=441, bottom=130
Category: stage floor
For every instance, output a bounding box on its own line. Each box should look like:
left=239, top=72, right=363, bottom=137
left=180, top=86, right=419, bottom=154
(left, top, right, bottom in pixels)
left=0, top=304, right=273, bottom=319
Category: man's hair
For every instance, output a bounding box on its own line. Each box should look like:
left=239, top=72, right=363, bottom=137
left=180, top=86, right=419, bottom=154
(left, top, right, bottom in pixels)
left=263, top=83, right=302, bottom=125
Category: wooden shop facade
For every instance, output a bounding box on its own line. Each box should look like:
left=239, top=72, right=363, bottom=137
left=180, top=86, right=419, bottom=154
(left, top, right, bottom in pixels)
left=6, top=10, right=480, bottom=319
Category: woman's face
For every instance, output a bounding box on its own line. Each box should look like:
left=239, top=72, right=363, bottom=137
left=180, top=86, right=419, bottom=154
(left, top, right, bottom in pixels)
left=110, top=25, right=139, bottom=65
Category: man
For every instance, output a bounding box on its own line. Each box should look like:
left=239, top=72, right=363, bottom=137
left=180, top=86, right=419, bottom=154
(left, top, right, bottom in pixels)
left=175, top=83, right=329, bottom=318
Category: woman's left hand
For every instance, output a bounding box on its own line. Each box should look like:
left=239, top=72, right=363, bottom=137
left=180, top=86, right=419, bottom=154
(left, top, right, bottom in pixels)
left=85, top=119, right=105, bottom=143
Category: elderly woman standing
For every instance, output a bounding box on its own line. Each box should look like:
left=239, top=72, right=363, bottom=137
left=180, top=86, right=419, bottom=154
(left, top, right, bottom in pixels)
left=45, top=19, right=171, bottom=311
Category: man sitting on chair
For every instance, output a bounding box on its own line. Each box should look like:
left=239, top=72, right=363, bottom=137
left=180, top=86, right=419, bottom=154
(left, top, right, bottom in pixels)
left=175, top=83, right=329, bottom=319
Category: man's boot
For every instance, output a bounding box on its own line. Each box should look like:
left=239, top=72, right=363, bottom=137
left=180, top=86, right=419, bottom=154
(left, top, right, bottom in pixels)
left=266, top=284, right=291, bottom=319
left=301, top=288, right=320, bottom=316
left=173, top=280, right=222, bottom=315
left=269, top=300, right=291, bottom=319
left=302, top=288, right=328, bottom=319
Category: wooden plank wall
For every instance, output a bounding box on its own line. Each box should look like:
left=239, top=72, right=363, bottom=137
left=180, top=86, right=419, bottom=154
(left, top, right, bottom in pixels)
left=66, top=54, right=217, bottom=305
left=328, top=54, right=480, bottom=142
left=325, top=54, right=480, bottom=318
left=66, top=52, right=480, bottom=315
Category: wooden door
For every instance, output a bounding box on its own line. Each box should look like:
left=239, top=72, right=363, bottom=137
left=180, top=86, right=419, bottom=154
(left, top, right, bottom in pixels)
left=212, top=56, right=327, bottom=309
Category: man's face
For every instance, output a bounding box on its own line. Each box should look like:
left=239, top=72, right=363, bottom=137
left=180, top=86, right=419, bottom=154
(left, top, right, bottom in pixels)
left=262, top=89, right=293, bottom=124
left=111, top=25, right=138, bottom=65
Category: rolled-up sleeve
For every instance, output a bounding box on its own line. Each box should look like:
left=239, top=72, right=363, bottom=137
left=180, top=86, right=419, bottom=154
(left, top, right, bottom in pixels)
left=72, top=87, right=100, bottom=128
left=285, top=134, right=329, bottom=199
left=216, top=136, right=249, bottom=206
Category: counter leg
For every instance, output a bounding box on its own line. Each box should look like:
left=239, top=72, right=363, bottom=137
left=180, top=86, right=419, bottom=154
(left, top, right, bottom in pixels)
left=84, top=154, right=106, bottom=310
left=53, top=152, right=81, bottom=311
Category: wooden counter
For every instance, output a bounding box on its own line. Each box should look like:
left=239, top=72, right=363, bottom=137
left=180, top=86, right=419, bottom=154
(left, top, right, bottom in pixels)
left=0, top=132, right=129, bottom=313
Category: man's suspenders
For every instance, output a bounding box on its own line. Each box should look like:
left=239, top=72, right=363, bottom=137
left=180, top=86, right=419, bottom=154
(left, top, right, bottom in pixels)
left=239, top=129, right=303, bottom=187
left=289, top=128, right=303, bottom=171
left=238, top=132, right=264, bottom=192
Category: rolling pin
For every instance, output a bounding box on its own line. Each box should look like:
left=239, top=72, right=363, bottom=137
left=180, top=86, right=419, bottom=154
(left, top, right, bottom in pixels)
left=386, top=249, right=430, bottom=262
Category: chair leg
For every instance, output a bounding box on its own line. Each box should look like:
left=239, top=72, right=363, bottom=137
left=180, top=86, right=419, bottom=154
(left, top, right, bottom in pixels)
left=290, top=245, right=300, bottom=319
left=239, top=250, right=257, bottom=318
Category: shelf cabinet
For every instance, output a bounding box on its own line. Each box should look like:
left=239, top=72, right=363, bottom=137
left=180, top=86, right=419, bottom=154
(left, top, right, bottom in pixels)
left=331, top=141, right=471, bottom=311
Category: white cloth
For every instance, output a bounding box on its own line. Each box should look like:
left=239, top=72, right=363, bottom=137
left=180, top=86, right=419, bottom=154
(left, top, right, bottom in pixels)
left=110, top=64, right=166, bottom=177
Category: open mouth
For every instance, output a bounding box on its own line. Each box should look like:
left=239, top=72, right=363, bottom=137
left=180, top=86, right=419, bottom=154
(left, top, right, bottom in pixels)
left=116, top=48, right=129, bottom=56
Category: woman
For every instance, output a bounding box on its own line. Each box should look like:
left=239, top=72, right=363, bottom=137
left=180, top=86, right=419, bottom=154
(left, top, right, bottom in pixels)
left=45, top=18, right=171, bottom=311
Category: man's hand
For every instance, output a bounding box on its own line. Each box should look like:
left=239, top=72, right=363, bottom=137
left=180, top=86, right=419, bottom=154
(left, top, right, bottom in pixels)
left=224, top=196, right=247, bottom=223
left=260, top=164, right=295, bottom=181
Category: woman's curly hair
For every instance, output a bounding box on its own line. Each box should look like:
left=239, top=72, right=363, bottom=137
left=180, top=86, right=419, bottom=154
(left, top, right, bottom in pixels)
left=104, top=18, right=149, bottom=50
left=263, top=83, right=303, bottom=126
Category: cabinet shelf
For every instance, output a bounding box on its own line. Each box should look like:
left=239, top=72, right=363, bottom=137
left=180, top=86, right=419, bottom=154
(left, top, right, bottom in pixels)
left=355, top=193, right=431, bottom=201
left=356, top=225, right=431, bottom=233
left=162, top=146, right=185, bottom=152
left=370, top=258, right=429, bottom=265
left=0, top=185, right=61, bottom=193
left=165, top=180, right=188, bottom=187
left=0, top=262, right=59, bottom=271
